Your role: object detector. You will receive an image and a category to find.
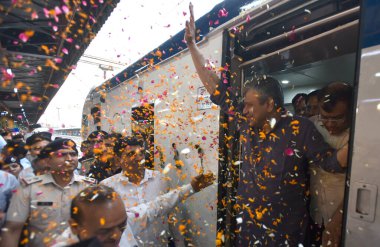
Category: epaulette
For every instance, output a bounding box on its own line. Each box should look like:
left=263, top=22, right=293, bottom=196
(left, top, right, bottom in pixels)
left=82, top=177, right=97, bottom=184
left=22, top=176, right=42, bottom=186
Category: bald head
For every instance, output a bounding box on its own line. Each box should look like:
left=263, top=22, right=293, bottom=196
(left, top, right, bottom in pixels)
left=70, top=185, right=127, bottom=247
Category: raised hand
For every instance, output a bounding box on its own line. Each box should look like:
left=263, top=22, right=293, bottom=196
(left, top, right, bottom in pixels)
left=185, top=3, right=196, bottom=46
left=191, top=171, right=216, bottom=192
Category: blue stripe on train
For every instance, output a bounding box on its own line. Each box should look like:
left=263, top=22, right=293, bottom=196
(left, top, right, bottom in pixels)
left=361, top=0, right=380, bottom=48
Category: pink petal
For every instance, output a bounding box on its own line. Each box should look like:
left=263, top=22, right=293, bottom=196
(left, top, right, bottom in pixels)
left=66, top=37, right=73, bottom=43
left=55, top=6, right=62, bottom=15
left=53, top=26, right=58, bottom=32
left=62, top=5, right=70, bottom=14
left=18, top=33, right=28, bottom=43
left=218, top=8, right=229, bottom=18
left=54, top=58, right=63, bottom=63
left=43, top=8, right=50, bottom=18
left=62, top=47, right=68, bottom=55
left=31, top=96, right=40, bottom=102
left=284, top=148, right=294, bottom=156
left=49, top=128, right=54, bottom=134
left=202, top=136, right=207, bottom=140
left=31, top=11, right=39, bottom=19
left=183, top=11, right=187, bottom=16
left=82, top=0, right=87, bottom=6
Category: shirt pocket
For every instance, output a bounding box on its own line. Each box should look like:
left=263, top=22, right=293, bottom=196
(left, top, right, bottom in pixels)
left=29, top=201, right=59, bottom=229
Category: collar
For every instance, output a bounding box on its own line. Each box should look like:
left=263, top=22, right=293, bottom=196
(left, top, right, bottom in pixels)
left=40, top=173, right=79, bottom=186
left=121, top=169, right=155, bottom=185
left=140, top=169, right=154, bottom=184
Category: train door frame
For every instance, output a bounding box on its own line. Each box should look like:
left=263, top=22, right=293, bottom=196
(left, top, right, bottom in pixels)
left=343, top=0, right=380, bottom=245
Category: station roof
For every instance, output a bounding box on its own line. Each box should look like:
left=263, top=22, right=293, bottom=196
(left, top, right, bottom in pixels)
left=0, top=0, right=120, bottom=125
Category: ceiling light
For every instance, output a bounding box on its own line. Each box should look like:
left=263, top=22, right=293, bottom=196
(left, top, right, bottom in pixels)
left=20, top=104, right=22, bottom=107
left=375, top=72, right=380, bottom=77
left=282, top=80, right=289, bottom=84
left=13, top=88, right=18, bottom=93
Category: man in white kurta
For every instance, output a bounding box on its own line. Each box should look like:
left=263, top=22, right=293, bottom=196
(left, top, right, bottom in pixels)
left=52, top=174, right=215, bottom=247
left=100, top=136, right=171, bottom=246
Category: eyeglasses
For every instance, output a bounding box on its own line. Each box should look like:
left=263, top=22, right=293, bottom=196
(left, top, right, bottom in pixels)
left=53, top=151, right=78, bottom=158
left=317, top=114, right=346, bottom=123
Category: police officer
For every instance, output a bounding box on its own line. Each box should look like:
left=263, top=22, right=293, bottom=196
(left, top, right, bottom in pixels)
left=0, top=138, right=96, bottom=247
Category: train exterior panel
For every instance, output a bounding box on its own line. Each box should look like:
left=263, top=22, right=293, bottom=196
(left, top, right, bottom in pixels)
left=344, top=0, right=380, bottom=246
left=82, top=26, right=225, bottom=246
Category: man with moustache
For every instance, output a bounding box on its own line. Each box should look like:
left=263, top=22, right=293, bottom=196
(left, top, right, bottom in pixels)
left=310, top=82, right=353, bottom=247
left=185, top=4, right=348, bottom=245
left=1, top=138, right=96, bottom=247
left=101, top=136, right=171, bottom=246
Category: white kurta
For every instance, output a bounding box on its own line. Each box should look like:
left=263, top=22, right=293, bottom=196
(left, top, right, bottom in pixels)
left=101, top=170, right=171, bottom=245
left=310, top=118, right=349, bottom=225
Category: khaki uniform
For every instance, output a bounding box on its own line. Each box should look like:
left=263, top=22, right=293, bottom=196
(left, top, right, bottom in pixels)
left=6, top=173, right=96, bottom=247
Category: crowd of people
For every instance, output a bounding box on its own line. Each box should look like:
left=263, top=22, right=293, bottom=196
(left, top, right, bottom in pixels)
left=0, top=128, right=215, bottom=247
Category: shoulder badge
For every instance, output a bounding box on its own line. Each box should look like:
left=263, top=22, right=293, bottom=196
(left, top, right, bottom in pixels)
left=22, top=176, right=42, bottom=186
left=82, top=177, right=97, bottom=184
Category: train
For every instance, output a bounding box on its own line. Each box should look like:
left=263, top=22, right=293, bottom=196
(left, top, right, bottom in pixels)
left=80, top=0, right=380, bottom=246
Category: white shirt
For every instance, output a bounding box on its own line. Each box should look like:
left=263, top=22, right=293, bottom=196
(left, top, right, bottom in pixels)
left=0, top=135, right=7, bottom=153
left=18, top=167, right=35, bottom=184
left=52, top=184, right=194, bottom=247
left=0, top=171, right=19, bottom=226
left=20, top=158, right=32, bottom=169
left=310, top=118, right=349, bottom=224
left=101, top=169, right=171, bottom=246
